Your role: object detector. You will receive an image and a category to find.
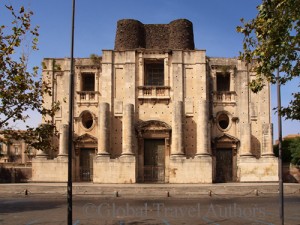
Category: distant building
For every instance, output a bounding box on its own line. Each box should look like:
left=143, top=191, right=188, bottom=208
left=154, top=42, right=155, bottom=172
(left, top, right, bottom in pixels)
left=0, top=133, right=36, bottom=164
left=32, top=19, right=278, bottom=183
left=275, top=134, right=300, bottom=145
left=283, top=134, right=300, bottom=140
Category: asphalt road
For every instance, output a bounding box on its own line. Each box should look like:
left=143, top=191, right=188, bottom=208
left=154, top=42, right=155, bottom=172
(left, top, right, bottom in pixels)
left=0, top=194, right=300, bottom=225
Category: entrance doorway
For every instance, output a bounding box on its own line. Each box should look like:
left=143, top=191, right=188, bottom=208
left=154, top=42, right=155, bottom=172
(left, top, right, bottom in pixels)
left=144, top=139, right=165, bottom=183
left=80, top=148, right=95, bottom=181
left=216, top=148, right=233, bottom=182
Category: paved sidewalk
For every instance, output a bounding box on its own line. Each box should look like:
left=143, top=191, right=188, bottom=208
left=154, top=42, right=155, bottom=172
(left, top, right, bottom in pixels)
left=0, top=182, right=299, bottom=198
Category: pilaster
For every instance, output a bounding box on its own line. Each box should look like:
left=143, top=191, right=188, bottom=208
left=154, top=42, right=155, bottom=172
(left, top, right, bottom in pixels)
left=196, top=99, right=210, bottom=156
left=122, top=103, right=134, bottom=155
left=240, top=123, right=253, bottom=157
left=97, top=102, right=110, bottom=156
left=262, top=123, right=274, bottom=157
left=171, top=101, right=184, bottom=156
left=58, top=124, right=68, bottom=157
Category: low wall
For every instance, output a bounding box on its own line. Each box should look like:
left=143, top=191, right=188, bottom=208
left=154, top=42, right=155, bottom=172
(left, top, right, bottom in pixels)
left=31, top=157, right=68, bottom=182
left=93, top=155, right=136, bottom=183
left=239, top=156, right=278, bottom=182
left=169, top=156, right=212, bottom=183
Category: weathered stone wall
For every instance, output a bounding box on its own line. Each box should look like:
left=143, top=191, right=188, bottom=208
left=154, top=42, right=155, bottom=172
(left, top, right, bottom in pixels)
left=115, top=19, right=194, bottom=50
left=144, top=24, right=169, bottom=49
left=239, top=157, right=278, bottom=182
left=169, top=157, right=212, bottom=183
left=93, top=156, right=136, bottom=183
left=114, top=19, right=145, bottom=50
left=31, top=157, right=68, bottom=182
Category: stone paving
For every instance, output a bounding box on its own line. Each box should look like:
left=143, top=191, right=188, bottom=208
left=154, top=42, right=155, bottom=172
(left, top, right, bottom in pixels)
left=1, top=194, right=300, bottom=225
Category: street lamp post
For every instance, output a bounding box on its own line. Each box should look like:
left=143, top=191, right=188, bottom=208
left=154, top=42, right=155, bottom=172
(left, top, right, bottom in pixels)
left=68, top=0, right=76, bottom=224
left=277, top=69, right=284, bottom=225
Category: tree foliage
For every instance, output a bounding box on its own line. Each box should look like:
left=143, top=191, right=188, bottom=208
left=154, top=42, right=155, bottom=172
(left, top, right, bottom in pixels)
left=288, top=137, right=300, bottom=165
left=237, top=0, right=300, bottom=120
left=274, top=137, right=300, bottom=165
left=0, top=4, right=58, bottom=153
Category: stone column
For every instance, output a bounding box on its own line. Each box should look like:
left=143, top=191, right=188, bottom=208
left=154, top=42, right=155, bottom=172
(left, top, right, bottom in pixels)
left=97, top=102, right=110, bottom=156
left=240, top=123, right=253, bottom=156
left=21, top=141, right=26, bottom=164
left=239, top=65, right=253, bottom=157
left=122, top=103, right=134, bottom=155
left=58, top=124, right=68, bottom=156
left=196, top=100, right=210, bottom=156
left=171, top=101, right=184, bottom=155
left=262, top=123, right=274, bottom=156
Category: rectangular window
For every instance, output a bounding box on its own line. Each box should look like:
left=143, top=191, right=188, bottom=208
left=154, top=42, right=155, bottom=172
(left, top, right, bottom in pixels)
left=216, top=72, right=230, bottom=91
left=81, top=73, right=95, bottom=91
left=144, top=60, right=164, bottom=86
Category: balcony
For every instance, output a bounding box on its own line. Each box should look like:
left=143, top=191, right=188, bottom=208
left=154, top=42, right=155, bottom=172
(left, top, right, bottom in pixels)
left=76, top=91, right=99, bottom=106
left=137, top=86, right=170, bottom=104
left=213, top=91, right=236, bottom=106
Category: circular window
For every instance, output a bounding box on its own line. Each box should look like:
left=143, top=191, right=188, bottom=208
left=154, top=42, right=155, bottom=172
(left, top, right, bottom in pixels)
left=81, top=111, right=94, bottom=129
left=218, top=113, right=230, bottom=130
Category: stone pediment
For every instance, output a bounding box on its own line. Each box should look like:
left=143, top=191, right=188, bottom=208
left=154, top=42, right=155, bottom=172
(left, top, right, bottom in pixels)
left=75, top=133, right=97, bottom=144
left=215, top=133, right=239, bottom=144
left=135, top=120, right=171, bottom=137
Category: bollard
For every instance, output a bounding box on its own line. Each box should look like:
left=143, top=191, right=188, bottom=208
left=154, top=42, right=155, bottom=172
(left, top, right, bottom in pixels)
left=167, top=191, right=170, bottom=197
left=114, top=191, right=119, bottom=197
left=208, top=190, right=212, bottom=197
left=25, top=189, right=28, bottom=196
left=254, top=189, right=259, bottom=196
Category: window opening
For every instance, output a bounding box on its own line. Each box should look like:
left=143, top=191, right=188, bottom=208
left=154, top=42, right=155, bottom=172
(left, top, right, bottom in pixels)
left=82, top=73, right=95, bottom=91
left=216, top=73, right=230, bottom=91
left=218, top=113, right=230, bottom=130
left=144, top=60, right=164, bottom=86
left=81, top=111, right=94, bottom=129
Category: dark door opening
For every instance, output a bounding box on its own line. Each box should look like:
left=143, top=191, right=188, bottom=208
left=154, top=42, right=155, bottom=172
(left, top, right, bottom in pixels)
left=216, top=148, right=233, bottom=183
left=80, top=148, right=95, bottom=182
left=144, top=139, right=165, bottom=183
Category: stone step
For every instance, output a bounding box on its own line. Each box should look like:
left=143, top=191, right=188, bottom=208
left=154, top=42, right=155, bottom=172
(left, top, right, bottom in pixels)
left=0, top=183, right=299, bottom=198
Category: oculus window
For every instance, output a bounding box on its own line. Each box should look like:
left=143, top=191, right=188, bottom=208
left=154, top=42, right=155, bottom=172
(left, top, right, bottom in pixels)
left=81, top=111, right=94, bottom=129
left=218, top=113, right=230, bottom=130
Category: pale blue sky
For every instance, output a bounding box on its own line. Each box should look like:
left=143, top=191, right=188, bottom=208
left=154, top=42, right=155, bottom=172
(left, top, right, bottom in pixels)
left=1, top=0, right=299, bottom=140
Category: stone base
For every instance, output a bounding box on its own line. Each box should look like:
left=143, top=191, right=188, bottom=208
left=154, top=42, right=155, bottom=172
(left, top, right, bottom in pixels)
left=169, top=155, right=212, bottom=183
left=93, top=155, right=136, bottom=183
left=239, top=156, right=278, bottom=182
left=31, top=157, right=68, bottom=182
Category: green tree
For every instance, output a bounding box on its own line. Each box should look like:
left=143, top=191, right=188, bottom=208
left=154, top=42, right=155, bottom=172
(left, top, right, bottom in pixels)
left=274, top=139, right=293, bottom=163
left=288, top=137, right=300, bottom=165
left=0, top=4, right=58, bottom=153
left=274, top=137, right=300, bottom=165
left=237, top=0, right=300, bottom=120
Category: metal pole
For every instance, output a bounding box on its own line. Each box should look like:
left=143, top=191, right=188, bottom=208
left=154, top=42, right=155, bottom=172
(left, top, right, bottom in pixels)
left=277, top=69, right=284, bottom=225
left=68, top=0, right=75, bottom=224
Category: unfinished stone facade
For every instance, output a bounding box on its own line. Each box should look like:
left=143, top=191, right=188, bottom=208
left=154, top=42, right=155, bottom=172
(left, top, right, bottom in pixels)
left=32, top=19, right=278, bottom=183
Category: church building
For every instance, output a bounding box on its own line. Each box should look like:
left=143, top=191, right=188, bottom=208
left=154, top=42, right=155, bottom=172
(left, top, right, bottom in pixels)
left=32, top=19, right=278, bottom=183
